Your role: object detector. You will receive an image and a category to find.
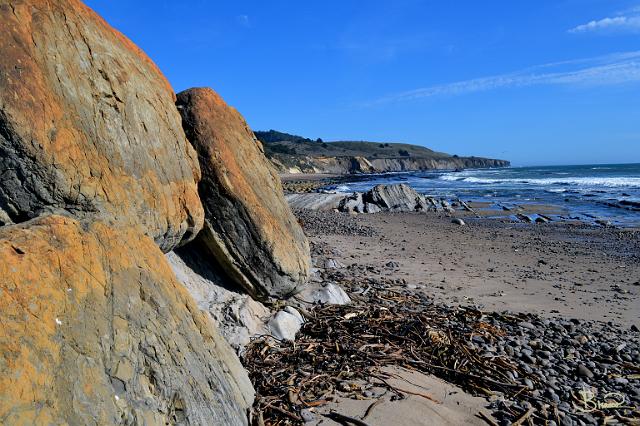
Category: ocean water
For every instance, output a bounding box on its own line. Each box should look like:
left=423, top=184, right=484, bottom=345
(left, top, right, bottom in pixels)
left=326, top=163, right=640, bottom=227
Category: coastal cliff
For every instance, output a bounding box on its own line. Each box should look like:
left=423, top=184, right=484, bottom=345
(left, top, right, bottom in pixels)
left=368, top=156, right=509, bottom=171
left=256, top=130, right=510, bottom=174
left=270, top=153, right=510, bottom=174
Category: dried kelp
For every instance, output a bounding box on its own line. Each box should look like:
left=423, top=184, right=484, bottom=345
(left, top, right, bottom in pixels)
left=243, top=282, right=640, bottom=425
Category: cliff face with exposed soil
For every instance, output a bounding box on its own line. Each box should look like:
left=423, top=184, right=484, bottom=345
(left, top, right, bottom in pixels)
left=270, top=153, right=510, bottom=174
left=256, top=131, right=509, bottom=175
left=368, top=156, right=510, bottom=172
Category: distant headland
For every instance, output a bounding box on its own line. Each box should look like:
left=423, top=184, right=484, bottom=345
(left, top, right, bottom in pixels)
left=254, top=130, right=510, bottom=174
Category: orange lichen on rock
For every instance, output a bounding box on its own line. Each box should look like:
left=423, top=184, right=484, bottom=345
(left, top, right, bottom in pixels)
left=176, top=88, right=311, bottom=299
left=0, top=0, right=203, bottom=251
left=0, top=215, right=253, bottom=424
left=0, top=1, right=260, bottom=424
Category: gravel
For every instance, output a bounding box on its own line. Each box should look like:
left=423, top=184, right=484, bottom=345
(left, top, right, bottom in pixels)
left=296, top=208, right=640, bottom=425
left=293, top=208, right=378, bottom=237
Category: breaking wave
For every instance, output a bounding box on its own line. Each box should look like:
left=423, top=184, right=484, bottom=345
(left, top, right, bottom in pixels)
left=439, top=175, right=640, bottom=188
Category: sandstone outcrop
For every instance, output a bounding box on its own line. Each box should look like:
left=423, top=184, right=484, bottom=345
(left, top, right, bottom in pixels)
left=176, top=88, right=311, bottom=300
left=0, top=1, right=260, bottom=424
left=0, top=0, right=203, bottom=252
left=337, top=184, right=430, bottom=214
left=0, top=215, right=252, bottom=425
left=364, top=183, right=429, bottom=212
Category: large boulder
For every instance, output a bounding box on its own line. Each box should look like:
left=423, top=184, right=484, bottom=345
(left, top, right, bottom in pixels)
left=338, top=192, right=365, bottom=213
left=0, top=215, right=253, bottom=425
left=0, top=0, right=203, bottom=252
left=363, top=183, right=428, bottom=212
left=176, top=88, right=311, bottom=300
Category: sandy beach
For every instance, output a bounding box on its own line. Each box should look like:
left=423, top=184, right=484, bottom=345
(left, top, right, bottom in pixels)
left=299, top=209, right=639, bottom=326
left=282, top=198, right=640, bottom=425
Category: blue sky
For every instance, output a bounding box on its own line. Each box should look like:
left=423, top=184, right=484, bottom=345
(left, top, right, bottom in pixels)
left=85, top=1, right=640, bottom=166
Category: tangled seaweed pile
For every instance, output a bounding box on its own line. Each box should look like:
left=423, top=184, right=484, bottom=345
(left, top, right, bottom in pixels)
left=243, top=281, right=640, bottom=425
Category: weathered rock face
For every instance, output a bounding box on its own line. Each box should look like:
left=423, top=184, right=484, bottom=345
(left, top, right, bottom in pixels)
left=0, top=2, right=258, bottom=424
left=364, top=184, right=428, bottom=212
left=337, top=184, right=428, bottom=214
left=0, top=0, right=203, bottom=252
left=166, top=245, right=271, bottom=351
left=338, top=192, right=365, bottom=213
left=0, top=215, right=252, bottom=425
left=176, top=88, right=311, bottom=300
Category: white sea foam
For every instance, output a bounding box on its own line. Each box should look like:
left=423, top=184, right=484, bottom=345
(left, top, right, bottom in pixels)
left=439, top=175, right=640, bottom=187
left=335, top=185, right=352, bottom=193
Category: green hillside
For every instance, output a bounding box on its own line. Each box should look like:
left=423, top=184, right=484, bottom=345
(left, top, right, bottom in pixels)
left=254, top=130, right=452, bottom=159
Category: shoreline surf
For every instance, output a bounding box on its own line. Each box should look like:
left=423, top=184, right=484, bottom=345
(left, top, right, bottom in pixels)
left=320, top=163, right=640, bottom=227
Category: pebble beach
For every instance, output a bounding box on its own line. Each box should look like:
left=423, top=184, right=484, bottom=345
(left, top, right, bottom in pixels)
left=247, top=177, right=640, bottom=425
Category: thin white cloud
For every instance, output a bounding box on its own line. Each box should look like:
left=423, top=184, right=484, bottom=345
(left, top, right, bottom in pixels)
left=569, top=8, right=640, bottom=33
left=366, top=51, right=640, bottom=105
left=616, top=5, right=640, bottom=16
left=236, top=14, right=250, bottom=28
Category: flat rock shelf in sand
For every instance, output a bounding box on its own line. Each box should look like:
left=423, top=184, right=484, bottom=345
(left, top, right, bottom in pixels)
left=176, top=88, right=311, bottom=300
